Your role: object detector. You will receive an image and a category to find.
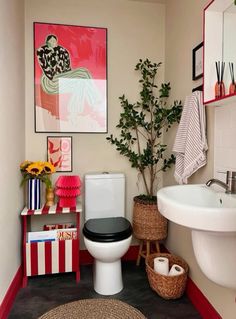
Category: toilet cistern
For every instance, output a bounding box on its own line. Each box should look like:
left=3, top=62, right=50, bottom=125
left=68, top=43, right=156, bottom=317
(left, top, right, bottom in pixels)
left=206, top=170, right=236, bottom=194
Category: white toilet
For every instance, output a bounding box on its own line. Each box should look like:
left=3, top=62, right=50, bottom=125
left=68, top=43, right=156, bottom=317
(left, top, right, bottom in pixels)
left=83, top=173, right=132, bottom=295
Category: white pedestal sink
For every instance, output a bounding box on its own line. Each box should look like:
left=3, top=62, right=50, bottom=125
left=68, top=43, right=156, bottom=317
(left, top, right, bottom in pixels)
left=157, top=184, right=236, bottom=290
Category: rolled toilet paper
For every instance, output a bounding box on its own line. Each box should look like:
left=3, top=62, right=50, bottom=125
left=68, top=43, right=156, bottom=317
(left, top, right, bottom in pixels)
left=154, top=257, right=169, bottom=275
left=168, top=264, right=185, bottom=276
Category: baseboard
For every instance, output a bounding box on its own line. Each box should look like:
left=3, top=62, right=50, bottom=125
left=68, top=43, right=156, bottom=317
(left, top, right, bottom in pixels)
left=0, top=265, right=23, bottom=319
left=122, top=244, right=140, bottom=261
left=0, top=245, right=221, bottom=319
left=80, top=245, right=140, bottom=265
left=186, top=277, right=222, bottom=319
left=161, top=246, right=221, bottom=319
left=80, top=249, right=94, bottom=265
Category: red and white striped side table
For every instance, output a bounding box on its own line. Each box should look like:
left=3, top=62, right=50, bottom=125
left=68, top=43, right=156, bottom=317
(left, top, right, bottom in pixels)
left=21, top=203, right=82, bottom=287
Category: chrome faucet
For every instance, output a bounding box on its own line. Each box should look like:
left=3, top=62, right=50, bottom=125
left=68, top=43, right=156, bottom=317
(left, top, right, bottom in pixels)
left=206, top=171, right=236, bottom=194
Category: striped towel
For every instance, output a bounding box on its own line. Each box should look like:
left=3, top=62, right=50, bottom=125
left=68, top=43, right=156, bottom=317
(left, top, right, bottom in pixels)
left=173, top=91, right=208, bottom=184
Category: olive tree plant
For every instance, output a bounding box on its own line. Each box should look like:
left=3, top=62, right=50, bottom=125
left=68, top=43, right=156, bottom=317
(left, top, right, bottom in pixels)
left=107, top=59, right=182, bottom=199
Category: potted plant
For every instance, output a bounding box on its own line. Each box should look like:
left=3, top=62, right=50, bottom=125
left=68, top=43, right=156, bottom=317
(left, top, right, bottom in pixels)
left=107, top=59, right=182, bottom=242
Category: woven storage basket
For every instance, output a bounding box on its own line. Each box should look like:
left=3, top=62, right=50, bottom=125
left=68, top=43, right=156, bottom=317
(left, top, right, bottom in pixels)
left=146, top=253, right=188, bottom=299
left=133, top=196, right=167, bottom=241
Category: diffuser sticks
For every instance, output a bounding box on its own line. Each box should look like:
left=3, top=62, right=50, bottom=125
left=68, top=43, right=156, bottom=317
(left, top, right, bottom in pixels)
left=214, top=61, right=236, bottom=98
left=229, top=62, right=236, bottom=95
left=215, top=61, right=225, bottom=98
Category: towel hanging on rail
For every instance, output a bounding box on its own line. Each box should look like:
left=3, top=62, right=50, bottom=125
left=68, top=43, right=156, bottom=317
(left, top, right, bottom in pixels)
left=173, top=91, right=208, bottom=184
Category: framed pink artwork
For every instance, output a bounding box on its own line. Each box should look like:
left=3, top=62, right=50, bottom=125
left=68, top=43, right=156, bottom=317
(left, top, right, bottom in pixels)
left=47, top=136, right=72, bottom=172
left=34, top=22, right=107, bottom=133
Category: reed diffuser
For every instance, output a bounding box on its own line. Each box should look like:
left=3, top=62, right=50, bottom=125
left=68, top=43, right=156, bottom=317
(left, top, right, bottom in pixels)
left=229, top=62, right=236, bottom=95
left=215, top=61, right=225, bottom=99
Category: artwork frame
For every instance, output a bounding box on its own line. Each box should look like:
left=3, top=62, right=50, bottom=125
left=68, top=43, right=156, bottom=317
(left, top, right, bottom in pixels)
left=47, top=136, right=72, bottom=172
left=34, top=22, right=107, bottom=133
left=192, top=42, right=203, bottom=81
left=192, top=84, right=203, bottom=93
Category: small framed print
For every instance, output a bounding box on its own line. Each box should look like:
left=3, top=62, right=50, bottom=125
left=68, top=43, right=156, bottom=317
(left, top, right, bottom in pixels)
left=47, top=136, right=72, bottom=172
left=192, top=42, right=203, bottom=81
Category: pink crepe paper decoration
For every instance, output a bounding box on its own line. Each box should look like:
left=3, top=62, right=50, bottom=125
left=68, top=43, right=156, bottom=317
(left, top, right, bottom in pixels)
left=55, top=188, right=81, bottom=197
left=55, top=175, right=82, bottom=207
left=56, top=175, right=81, bottom=189
left=58, top=197, right=77, bottom=208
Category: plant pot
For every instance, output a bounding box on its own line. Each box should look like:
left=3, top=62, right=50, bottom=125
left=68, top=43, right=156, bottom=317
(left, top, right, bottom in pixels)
left=132, top=196, right=167, bottom=241
left=27, top=178, right=41, bottom=210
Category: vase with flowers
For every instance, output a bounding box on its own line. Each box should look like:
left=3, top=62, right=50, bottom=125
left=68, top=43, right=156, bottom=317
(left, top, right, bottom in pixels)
left=20, top=160, right=56, bottom=209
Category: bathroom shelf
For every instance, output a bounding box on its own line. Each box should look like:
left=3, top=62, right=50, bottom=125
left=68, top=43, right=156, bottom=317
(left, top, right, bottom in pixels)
left=204, top=93, right=236, bottom=106
left=203, top=0, right=236, bottom=106
left=21, top=203, right=82, bottom=287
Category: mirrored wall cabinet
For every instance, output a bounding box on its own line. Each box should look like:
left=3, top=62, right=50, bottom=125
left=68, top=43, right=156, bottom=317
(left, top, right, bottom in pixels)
left=204, top=0, right=236, bottom=106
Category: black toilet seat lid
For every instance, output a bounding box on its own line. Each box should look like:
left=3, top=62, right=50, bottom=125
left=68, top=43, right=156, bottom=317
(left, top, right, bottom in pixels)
left=83, top=217, right=132, bottom=242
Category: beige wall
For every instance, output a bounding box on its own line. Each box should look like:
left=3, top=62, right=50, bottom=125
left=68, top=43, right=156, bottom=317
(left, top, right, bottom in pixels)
left=0, top=0, right=25, bottom=304
left=2, top=1, right=234, bottom=317
left=165, top=1, right=236, bottom=318
left=25, top=0, right=166, bottom=245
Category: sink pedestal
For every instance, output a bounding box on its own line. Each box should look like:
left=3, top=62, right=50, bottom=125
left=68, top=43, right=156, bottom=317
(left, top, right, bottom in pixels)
left=192, top=230, right=236, bottom=289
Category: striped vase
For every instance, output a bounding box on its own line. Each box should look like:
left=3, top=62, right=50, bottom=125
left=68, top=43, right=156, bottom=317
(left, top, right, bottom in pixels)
left=27, top=178, right=41, bottom=210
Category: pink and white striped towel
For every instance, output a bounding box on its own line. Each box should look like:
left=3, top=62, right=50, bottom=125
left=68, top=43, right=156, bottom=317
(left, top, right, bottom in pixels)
left=173, top=91, right=208, bottom=184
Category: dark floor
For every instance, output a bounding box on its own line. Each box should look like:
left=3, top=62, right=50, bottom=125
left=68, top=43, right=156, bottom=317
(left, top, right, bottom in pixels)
left=9, top=261, right=202, bottom=319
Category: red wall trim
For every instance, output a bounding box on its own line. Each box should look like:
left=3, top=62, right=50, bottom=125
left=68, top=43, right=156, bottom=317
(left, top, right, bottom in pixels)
left=186, top=277, right=222, bottom=319
left=79, top=245, right=140, bottom=265
left=80, top=249, right=94, bottom=265
left=122, top=245, right=139, bottom=261
left=0, top=245, right=221, bottom=319
left=161, top=245, right=221, bottom=318
left=0, top=265, right=23, bottom=319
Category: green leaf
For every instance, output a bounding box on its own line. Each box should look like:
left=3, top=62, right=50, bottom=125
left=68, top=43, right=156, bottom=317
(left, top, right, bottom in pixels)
left=106, top=59, right=183, bottom=196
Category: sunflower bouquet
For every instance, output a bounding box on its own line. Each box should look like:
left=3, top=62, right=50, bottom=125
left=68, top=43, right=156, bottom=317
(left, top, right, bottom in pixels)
left=20, top=160, right=56, bottom=189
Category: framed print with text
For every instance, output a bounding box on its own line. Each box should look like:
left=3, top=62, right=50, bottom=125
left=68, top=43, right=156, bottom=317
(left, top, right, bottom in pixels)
left=47, top=136, right=72, bottom=172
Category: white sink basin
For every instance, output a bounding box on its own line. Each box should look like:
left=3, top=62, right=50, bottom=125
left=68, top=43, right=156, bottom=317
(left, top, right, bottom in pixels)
left=157, top=184, right=236, bottom=232
left=157, top=184, right=236, bottom=290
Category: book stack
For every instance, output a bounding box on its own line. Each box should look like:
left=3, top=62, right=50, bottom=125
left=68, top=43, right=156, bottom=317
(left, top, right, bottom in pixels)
left=43, top=223, right=74, bottom=230
left=55, top=175, right=81, bottom=208
left=27, top=228, right=77, bottom=243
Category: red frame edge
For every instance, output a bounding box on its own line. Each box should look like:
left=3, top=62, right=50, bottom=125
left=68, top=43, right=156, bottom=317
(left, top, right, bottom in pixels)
left=203, top=0, right=215, bottom=104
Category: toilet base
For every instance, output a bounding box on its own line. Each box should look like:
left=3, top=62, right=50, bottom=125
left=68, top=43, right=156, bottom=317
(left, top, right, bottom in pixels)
left=94, top=259, right=123, bottom=295
left=83, top=235, right=132, bottom=295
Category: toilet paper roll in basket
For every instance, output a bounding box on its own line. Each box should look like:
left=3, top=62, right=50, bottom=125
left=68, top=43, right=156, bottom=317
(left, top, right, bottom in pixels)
left=168, top=264, right=185, bottom=276
left=154, top=257, right=169, bottom=275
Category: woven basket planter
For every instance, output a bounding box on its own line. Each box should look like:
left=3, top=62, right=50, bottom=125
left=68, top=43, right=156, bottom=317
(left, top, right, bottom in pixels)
left=132, top=196, right=167, bottom=241
left=146, top=253, right=189, bottom=299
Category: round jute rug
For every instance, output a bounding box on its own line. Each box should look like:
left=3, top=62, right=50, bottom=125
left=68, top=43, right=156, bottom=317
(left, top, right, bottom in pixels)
left=38, top=298, right=147, bottom=319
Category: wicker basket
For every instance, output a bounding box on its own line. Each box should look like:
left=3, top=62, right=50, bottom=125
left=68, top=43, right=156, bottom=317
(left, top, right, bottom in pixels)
left=146, top=253, right=188, bottom=299
left=132, top=196, right=167, bottom=241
